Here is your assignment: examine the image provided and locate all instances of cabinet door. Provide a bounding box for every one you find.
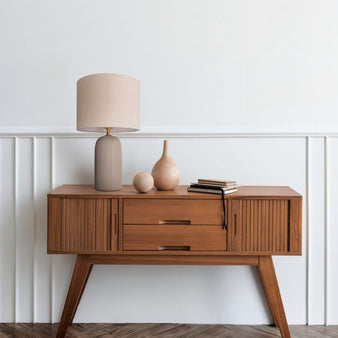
[229,199,301,254]
[48,197,118,253]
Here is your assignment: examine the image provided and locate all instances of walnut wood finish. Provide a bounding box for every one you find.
[258,256,291,338]
[48,185,302,256]
[123,225,226,251]
[56,255,92,338]
[289,199,302,253]
[48,185,302,338]
[49,184,302,198]
[123,198,224,225]
[228,199,301,254]
[48,198,118,253]
[79,254,258,266]
[2,324,338,338]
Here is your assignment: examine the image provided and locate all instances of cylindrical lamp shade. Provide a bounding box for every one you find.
[77,73,140,132]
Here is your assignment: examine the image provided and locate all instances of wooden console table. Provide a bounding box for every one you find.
[48,185,302,338]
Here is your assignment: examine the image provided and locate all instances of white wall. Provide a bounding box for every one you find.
[1,0,338,132]
[0,0,337,325]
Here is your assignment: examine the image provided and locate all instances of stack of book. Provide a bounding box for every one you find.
[187,178,239,195]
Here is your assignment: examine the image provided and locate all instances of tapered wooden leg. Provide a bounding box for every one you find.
[257,256,290,338]
[258,259,279,328]
[56,255,92,338]
[69,264,93,325]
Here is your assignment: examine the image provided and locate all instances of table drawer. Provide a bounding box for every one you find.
[123,199,224,225]
[123,225,226,251]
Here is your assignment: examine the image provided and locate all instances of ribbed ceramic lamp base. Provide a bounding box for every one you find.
[95,135,122,191]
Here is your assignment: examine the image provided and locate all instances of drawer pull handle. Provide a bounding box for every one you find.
[159,246,191,251]
[159,220,191,225]
[234,214,237,236]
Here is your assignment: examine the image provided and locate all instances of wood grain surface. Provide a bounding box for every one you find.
[0,323,337,338]
[123,198,224,225]
[48,185,302,256]
[228,199,300,254]
[72,254,259,266]
[257,256,290,338]
[48,198,118,253]
[123,225,226,251]
[48,185,302,198]
[47,185,303,338]
[56,256,93,338]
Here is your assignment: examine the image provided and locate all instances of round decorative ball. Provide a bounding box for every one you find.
[132,172,154,193]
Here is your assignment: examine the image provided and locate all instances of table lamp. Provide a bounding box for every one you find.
[77,73,140,191]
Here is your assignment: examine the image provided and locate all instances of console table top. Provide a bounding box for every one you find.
[49,184,302,199]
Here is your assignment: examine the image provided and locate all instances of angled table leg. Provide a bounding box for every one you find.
[257,255,290,338]
[56,255,93,338]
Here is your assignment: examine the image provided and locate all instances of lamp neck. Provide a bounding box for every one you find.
[105,127,112,135]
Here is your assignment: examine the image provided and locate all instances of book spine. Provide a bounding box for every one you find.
[197,180,236,186]
[191,183,239,190]
[187,187,238,195]
[187,187,222,195]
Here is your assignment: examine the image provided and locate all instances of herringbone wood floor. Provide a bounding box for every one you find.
[0,324,338,338]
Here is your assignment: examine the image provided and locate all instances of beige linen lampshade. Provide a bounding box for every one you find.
[77,73,140,132]
[76,73,140,191]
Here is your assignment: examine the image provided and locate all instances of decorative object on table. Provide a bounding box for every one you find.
[198,178,237,186]
[187,178,239,230]
[133,172,154,193]
[187,178,239,195]
[77,73,140,191]
[152,140,180,191]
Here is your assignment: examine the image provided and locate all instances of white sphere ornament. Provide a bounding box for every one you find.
[132,172,154,193]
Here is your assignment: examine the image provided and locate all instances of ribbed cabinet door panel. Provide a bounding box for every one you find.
[229,199,293,254]
[48,197,118,253]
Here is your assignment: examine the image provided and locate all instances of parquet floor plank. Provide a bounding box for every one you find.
[0,323,338,337]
